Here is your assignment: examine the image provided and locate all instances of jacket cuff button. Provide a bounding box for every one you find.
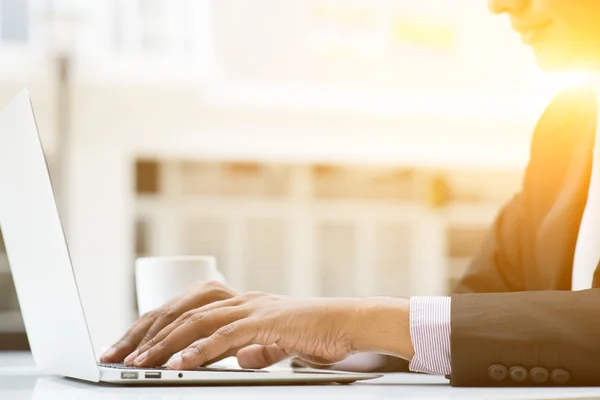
[488,364,508,381]
[509,366,528,382]
[530,367,550,383]
[551,369,571,385]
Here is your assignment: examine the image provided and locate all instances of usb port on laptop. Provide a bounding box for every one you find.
[121,372,138,380]
[145,372,162,379]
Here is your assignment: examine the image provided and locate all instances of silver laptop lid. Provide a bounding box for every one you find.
[0,90,99,381]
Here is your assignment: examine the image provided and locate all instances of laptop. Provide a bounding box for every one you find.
[0,90,381,385]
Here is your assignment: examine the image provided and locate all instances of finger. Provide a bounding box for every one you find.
[136,317,175,349]
[158,343,241,370]
[100,314,155,363]
[136,282,235,349]
[291,357,335,369]
[132,296,243,360]
[236,345,290,369]
[295,353,338,366]
[134,306,247,367]
[167,319,261,370]
[135,306,184,350]
[123,315,177,365]
[200,347,242,366]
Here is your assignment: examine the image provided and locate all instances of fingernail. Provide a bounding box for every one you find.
[133,350,148,366]
[124,350,139,365]
[167,355,182,369]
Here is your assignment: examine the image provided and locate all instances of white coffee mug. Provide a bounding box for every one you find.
[135,256,226,316]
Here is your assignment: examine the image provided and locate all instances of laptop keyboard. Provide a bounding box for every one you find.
[98,363,268,373]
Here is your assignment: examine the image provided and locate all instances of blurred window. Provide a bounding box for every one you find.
[138,0,166,52]
[112,0,202,57]
[0,0,28,43]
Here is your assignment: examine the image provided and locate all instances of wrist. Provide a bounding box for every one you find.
[349,297,415,361]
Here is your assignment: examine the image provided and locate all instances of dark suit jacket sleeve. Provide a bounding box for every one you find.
[449,86,600,387]
[452,192,526,294]
[451,289,600,386]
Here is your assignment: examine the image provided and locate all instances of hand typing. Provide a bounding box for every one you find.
[126,292,414,370]
[100,280,237,364]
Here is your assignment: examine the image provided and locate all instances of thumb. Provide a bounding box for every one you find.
[236,345,290,369]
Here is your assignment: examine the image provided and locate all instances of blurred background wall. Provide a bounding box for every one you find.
[0,0,585,353]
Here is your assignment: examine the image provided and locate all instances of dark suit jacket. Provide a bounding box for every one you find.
[450,85,600,386]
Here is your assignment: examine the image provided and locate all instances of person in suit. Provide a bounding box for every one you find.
[102,0,600,387]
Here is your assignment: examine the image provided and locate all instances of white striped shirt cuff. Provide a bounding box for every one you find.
[408,296,452,375]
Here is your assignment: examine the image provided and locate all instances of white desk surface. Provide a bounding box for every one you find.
[2,352,600,400]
